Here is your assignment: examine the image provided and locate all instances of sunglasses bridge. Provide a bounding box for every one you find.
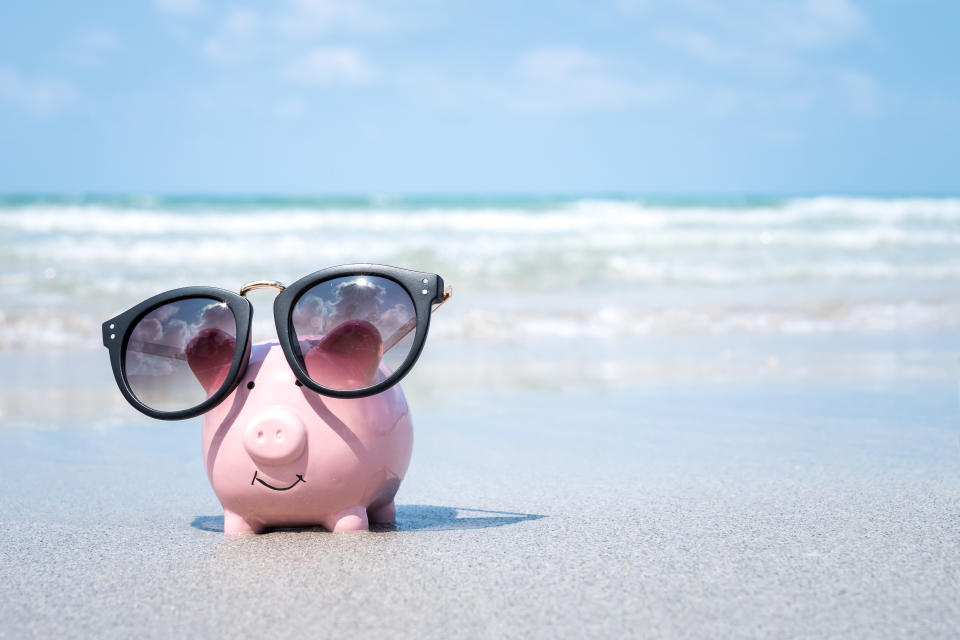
[240,280,286,297]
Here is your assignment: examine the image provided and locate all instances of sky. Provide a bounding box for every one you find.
[0,0,957,194]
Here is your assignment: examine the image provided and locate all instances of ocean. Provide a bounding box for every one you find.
[1,194,959,426]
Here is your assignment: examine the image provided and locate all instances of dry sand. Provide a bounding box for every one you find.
[1,381,959,638]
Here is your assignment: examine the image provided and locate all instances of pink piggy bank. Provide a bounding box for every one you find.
[192,333,413,535]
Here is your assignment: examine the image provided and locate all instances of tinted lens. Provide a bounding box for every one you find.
[124,297,238,412]
[292,275,417,391]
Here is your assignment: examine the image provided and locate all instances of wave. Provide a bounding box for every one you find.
[3,196,960,236]
[4,195,960,350]
[4,197,960,286]
[9,226,960,259]
[5,299,960,351]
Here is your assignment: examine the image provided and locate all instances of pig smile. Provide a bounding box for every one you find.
[250,470,306,491]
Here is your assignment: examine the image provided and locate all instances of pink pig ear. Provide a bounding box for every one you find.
[185,328,237,394]
[304,320,383,389]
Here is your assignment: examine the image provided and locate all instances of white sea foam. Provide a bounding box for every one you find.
[3,196,960,349]
[5,299,960,351]
[3,196,960,236]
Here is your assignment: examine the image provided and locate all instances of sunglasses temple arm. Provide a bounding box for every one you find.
[126,339,188,361]
[381,284,452,355]
[432,283,453,313]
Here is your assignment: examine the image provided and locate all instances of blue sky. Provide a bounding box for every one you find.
[0,0,957,194]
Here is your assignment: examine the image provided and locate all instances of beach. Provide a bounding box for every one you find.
[1,196,959,637]
[2,368,959,637]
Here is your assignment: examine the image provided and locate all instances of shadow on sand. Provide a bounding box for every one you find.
[192,505,545,534]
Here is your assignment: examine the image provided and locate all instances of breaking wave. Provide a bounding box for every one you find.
[4,195,960,349]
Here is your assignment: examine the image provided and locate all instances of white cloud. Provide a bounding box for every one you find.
[186,0,876,121]
[201,0,394,61]
[69,28,123,67]
[517,48,602,80]
[505,47,673,113]
[274,0,390,37]
[654,0,866,70]
[193,302,236,335]
[655,27,745,67]
[201,1,388,79]
[761,0,865,49]
[287,47,376,85]
[154,0,205,16]
[292,279,412,338]
[616,0,656,16]
[203,8,263,63]
[400,47,674,115]
[832,68,879,115]
[0,67,75,116]
[635,0,878,116]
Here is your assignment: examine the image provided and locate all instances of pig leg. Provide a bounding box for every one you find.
[324,506,369,533]
[223,509,264,535]
[367,500,396,524]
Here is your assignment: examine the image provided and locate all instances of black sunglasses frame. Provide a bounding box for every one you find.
[103,264,447,420]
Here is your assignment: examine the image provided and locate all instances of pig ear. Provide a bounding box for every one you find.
[185,328,237,394]
[304,320,383,389]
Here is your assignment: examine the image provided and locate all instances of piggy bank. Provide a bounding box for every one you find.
[193,334,413,535]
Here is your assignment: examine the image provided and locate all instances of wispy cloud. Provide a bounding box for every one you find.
[286,47,376,85]
[627,0,879,116]
[203,8,263,63]
[831,68,879,115]
[760,0,865,49]
[202,0,394,62]
[0,67,76,116]
[653,0,867,70]
[397,46,672,115]
[154,0,205,17]
[273,0,391,37]
[495,47,673,113]
[517,48,603,80]
[201,0,389,88]
[68,28,123,67]
[188,0,877,120]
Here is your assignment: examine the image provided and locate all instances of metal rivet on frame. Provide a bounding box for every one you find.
[421,289,428,295]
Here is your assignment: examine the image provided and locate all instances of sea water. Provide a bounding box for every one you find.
[1,195,958,426]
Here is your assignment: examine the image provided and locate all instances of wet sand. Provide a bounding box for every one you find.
[2,370,959,638]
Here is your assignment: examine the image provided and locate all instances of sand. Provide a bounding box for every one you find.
[1,374,959,638]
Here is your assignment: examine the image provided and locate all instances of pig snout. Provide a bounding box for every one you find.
[242,408,307,464]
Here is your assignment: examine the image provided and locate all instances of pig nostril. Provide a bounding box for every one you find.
[243,409,306,463]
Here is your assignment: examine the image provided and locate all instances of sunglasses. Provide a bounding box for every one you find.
[103,264,451,420]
